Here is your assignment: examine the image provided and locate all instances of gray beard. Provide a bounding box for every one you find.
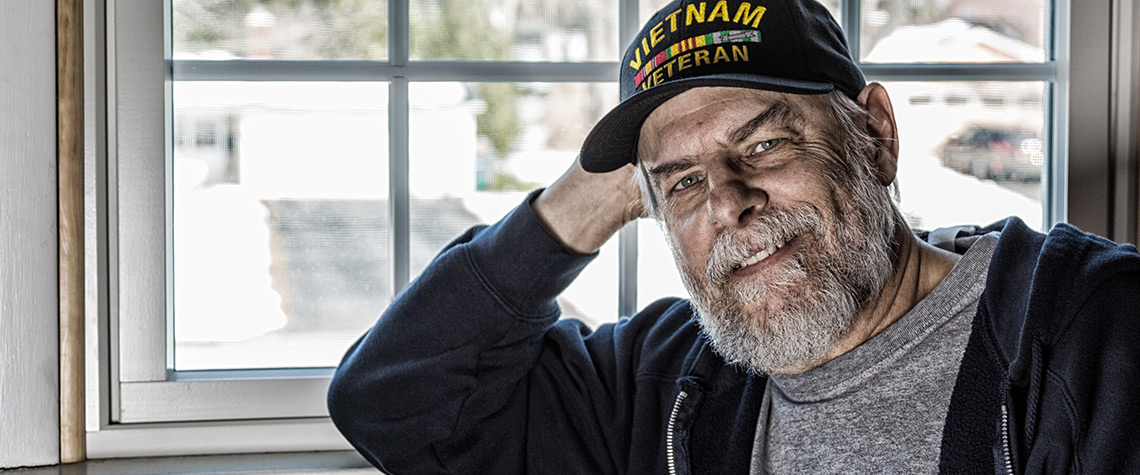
[672,175,898,375]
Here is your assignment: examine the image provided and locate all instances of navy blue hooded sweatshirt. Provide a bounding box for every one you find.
[328,195,1140,474]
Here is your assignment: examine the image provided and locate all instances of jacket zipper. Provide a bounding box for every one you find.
[1001,403,1015,475]
[666,390,688,475]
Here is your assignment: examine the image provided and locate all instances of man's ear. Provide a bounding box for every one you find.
[856,82,899,186]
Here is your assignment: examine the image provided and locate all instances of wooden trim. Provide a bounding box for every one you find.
[58,0,86,464]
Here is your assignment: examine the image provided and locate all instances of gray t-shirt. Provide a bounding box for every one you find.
[750,233,997,474]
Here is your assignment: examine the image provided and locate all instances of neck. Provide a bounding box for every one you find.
[817,222,961,367]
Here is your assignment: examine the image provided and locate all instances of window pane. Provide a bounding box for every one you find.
[861,0,1046,63]
[172,0,388,61]
[638,0,672,24]
[172,82,389,371]
[887,81,1046,230]
[637,220,690,310]
[410,0,618,61]
[408,82,621,327]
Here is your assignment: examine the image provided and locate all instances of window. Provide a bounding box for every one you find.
[88,0,1072,457]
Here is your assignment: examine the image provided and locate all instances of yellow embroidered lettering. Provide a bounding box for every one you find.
[651,67,665,87]
[733,3,766,27]
[629,46,643,70]
[641,71,655,89]
[686,3,706,25]
[732,44,749,61]
[713,46,730,63]
[677,52,692,71]
[709,1,730,22]
[662,58,676,77]
[665,9,682,31]
[694,49,711,66]
[650,22,666,47]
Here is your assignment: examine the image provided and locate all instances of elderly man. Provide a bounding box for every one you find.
[328,0,1140,473]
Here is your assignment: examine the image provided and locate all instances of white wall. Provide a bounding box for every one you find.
[0,0,61,469]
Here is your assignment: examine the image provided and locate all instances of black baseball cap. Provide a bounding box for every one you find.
[579,0,865,173]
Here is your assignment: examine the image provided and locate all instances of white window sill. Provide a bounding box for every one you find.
[1,451,375,475]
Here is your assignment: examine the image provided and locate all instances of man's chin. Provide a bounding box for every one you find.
[724,285,801,321]
[703,329,832,376]
[694,294,856,376]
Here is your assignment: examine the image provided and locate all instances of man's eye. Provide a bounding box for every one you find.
[753,138,782,154]
[674,175,704,191]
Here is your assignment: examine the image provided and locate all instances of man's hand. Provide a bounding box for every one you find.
[532,157,647,255]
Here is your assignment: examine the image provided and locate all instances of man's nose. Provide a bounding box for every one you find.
[705,169,766,228]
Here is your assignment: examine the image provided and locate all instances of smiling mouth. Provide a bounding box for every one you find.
[732,236,794,272]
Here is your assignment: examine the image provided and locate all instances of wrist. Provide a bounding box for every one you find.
[532,161,642,255]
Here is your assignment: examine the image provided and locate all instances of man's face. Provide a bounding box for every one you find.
[637,86,898,374]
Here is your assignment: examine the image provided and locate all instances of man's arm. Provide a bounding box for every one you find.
[532,160,645,254]
[327,158,646,473]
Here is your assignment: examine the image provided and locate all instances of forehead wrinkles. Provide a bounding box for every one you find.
[640,90,829,163]
[638,94,741,161]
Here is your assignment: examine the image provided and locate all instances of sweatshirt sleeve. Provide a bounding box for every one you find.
[326,191,599,474]
[1036,228,1140,473]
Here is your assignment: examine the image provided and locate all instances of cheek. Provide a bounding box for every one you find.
[761,161,826,197]
[665,216,714,277]
[762,163,841,221]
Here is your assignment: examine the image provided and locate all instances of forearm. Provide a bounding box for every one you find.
[532,158,644,255]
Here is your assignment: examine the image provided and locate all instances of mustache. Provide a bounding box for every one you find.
[705,205,824,284]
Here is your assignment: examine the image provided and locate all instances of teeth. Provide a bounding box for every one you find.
[737,237,791,270]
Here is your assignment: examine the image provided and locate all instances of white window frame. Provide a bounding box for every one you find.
[87,0,1123,459]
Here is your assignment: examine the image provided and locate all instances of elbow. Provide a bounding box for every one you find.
[327,337,385,450]
[327,360,364,442]
[326,360,448,474]
[327,358,391,469]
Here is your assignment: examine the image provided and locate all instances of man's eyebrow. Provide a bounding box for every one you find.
[728,102,800,144]
[645,157,698,185]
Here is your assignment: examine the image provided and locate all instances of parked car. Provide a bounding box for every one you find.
[939,125,1043,182]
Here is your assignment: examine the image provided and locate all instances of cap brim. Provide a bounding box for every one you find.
[579,74,835,173]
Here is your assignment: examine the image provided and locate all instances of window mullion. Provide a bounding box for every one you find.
[392,0,409,67]
[843,0,860,62]
[390,78,410,296]
[618,0,639,46]
[390,0,411,295]
[1049,0,1071,229]
[616,0,641,318]
[1045,80,1062,228]
[861,62,1056,82]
